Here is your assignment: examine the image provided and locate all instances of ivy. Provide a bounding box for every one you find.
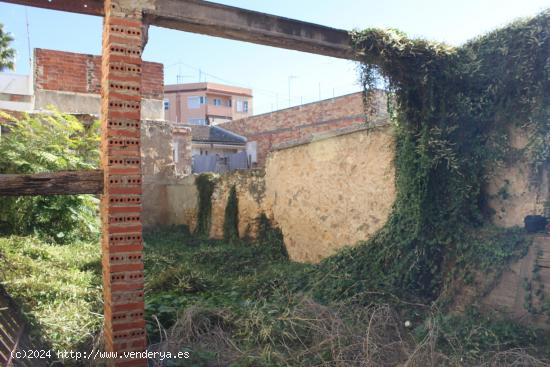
[308,10,550,302]
[223,185,239,243]
[194,174,216,237]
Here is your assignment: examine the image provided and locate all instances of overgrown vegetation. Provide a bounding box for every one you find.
[0,110,100,243]
[223,186,239,243]
[2,224,548,366]
[306,10,550,302]
[194,174,216,237]
[143,229,550,366]
[0,235,102,351]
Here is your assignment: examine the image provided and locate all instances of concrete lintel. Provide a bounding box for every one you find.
[0,0,357,60]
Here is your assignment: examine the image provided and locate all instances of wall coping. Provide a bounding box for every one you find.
[271,121,391,152]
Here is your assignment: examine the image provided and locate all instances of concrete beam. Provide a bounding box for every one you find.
[0,0,104,16]
[145,0,356,59]
[0,0,356,59]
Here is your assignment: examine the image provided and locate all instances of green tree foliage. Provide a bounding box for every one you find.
[0,23,15,71]
[0,110,100,243]
[223,185,239,243]
[310,11,550,301]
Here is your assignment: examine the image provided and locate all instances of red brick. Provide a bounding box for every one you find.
[34,48,162,100]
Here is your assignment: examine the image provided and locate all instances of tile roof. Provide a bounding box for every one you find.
[184,124,247,145]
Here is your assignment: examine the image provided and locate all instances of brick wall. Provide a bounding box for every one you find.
[34,48,163,100]
[219,92,388,166]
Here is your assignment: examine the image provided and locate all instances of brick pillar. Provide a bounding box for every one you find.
[101,1,146,366]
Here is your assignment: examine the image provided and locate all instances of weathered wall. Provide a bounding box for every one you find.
[486,125,549,227]
[140,120,192,227]
[158,171,266,237]
[146,107,549,263]
[220,92,388,167]
[209,170,266,240]
[33,48,164,120]
[161,124,397,263]
[264,125,396,262]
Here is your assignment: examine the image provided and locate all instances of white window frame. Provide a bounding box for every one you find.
[188,96,206,109]
[188,96,201,109]
[236,100,249,112]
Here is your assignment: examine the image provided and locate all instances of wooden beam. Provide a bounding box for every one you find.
[0,0,356,60]
[0,170,103,196]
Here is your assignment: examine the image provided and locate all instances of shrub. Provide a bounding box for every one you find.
[0,110,100,243]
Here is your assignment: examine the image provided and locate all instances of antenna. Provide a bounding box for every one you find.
[175,62,191,84]
[25,8,32,70]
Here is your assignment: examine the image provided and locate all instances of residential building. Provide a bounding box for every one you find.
[183,124,248,173]
[164,82,253,126]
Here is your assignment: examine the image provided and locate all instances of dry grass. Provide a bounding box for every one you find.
[145,296,550,367]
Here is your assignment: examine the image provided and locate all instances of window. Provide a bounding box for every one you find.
[188,96,206,109]
[227,99,232,107]
[213,98,222,106]
[236,100,249,112]
[163,99,170,110]
[189,118,206,125]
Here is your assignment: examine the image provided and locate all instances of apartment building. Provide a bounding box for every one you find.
[164,82,253,125]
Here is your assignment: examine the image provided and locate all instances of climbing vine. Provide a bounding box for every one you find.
[194,174,216,237]
[223,185,239,243]
[309,10,550,302]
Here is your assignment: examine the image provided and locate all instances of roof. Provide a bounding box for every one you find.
[164,82,252,97]
[184,124,247,145]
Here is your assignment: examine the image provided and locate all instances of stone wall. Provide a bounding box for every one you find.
[161,124,397,263]
[264,125,396,262]
[209,170,266,240]
[219,92,388,167]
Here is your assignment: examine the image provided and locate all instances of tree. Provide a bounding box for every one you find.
[0,23,15,71]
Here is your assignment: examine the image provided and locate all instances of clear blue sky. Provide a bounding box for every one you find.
[1,0,549,114]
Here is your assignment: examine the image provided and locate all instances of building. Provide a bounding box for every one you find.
[164,82,253,126]
[183,124,248,173]
[219,91,388,167]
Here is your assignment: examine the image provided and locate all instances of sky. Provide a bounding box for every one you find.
[1,0,549,115]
